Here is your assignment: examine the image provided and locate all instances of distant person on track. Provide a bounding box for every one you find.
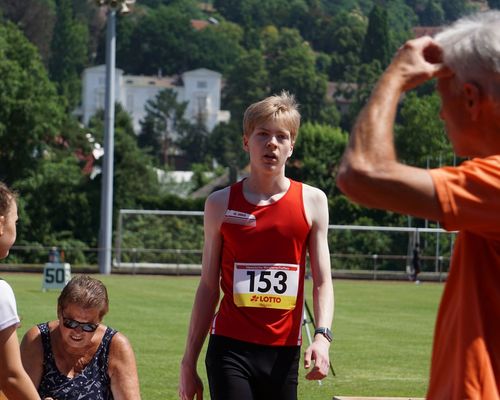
[0,182,41,400]
[20,275,142,400]
[179,91,334,400]
[411,243,421,283]
[337,10,500,399]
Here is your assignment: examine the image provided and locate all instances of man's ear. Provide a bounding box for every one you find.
[463,83,481,121]
[0,215,4,236]
[242,134,249,152]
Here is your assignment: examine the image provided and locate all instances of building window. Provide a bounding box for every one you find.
[197,81,207,89]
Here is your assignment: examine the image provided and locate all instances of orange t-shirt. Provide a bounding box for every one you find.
[428,156,500,399]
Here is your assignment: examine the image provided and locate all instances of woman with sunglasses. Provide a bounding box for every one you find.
[20,275,141,399]
[0,182,42,400]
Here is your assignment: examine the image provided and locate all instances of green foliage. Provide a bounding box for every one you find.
[288,122,348,197]
[49,0,89,109]
[116,5,197,75]
[442,0,467,21]
[361,4,391,67]
[223,49,269,122]
[419,0,445,26]
[395,91,453,167]
[265,28,330,123]
[0,21,64,184]
[89,104,160,216]
[190,22,245,75]
[138,89,189,167]
[488,0,500,9]
[14,157,95,263]
[208,120,248,169]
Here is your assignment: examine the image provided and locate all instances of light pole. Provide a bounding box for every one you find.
[95,0,135,274]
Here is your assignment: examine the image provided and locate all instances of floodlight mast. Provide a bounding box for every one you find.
[95,0,135,275]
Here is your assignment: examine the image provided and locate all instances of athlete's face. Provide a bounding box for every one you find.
[0,199,18,259]
[243,120,294,173]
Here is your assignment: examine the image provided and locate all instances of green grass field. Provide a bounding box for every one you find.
[3,272,443,399]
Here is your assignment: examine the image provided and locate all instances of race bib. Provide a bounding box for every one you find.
[224,210,256,227]
[233,262,299,310]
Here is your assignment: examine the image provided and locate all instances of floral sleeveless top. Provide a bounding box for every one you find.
[37,322,117,400]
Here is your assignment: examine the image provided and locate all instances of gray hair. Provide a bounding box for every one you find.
[435,10,500,99]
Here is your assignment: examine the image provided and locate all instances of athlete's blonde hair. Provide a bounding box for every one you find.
[243,91,301,142]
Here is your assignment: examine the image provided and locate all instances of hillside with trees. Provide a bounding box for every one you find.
[0,0,490,266]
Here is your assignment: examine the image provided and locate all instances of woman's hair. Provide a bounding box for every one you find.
[0,182,17,216]
[243,91,301,141]
[435,10,500,99]
[58,275,109,319]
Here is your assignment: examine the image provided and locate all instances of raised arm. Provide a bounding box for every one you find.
[179,188,228,400]
[1,325,41,400]
[337,36,452,221]
[302,185,334,380]
[108,332,141,400]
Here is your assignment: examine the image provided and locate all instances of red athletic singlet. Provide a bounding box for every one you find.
[211,179,310,346]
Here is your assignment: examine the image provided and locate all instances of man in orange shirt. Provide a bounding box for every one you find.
[337,10,500,399]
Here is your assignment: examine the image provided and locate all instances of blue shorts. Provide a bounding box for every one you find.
[205,334,300,400]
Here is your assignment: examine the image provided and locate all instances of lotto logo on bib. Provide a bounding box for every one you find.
[233,262,300,310]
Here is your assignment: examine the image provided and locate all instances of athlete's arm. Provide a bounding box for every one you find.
[336,37,448,221]
[302,185,334,380]
[1,325,41,400]
[108,332,141,400]
[179,188,228,400]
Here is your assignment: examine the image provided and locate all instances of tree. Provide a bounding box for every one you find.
[0,0,56,64]
[223,49,269,123]
[419,0,445,26]
[361,4,391,68]
[442,0,467,22]
[487,0,500,8]
[89,104,160,215]
[287,122,348,197]
[115,5,197,75]
[265,28,329,123]
[137,89,189,167]
[0,21,64,184]
[395,92,454,167]
[190,21,244,75]
[49,0,89,109]
[208,120,248,170]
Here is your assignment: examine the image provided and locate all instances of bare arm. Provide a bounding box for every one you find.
[1,325,41,400]
[302,185,334,380]
[20,325,44,389]
[108,332,141,400]
[337,37,452,221]
[179,189,228,400]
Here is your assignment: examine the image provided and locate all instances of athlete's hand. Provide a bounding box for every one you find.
[179,363,203,400]
[304,336,330,380]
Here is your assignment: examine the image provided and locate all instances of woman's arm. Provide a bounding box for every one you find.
[108,332,141,400]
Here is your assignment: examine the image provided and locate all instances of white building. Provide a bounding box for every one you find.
[77,65,230,133]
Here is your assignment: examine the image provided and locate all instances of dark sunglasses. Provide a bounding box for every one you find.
[62,314,99,333]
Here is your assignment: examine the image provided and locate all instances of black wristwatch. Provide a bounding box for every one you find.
[314,327,333,342]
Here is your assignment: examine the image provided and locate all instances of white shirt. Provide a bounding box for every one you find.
[0,280,20,331]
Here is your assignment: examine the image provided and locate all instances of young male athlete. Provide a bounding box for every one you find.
[336,11,500,399]
[179,92,334,400]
